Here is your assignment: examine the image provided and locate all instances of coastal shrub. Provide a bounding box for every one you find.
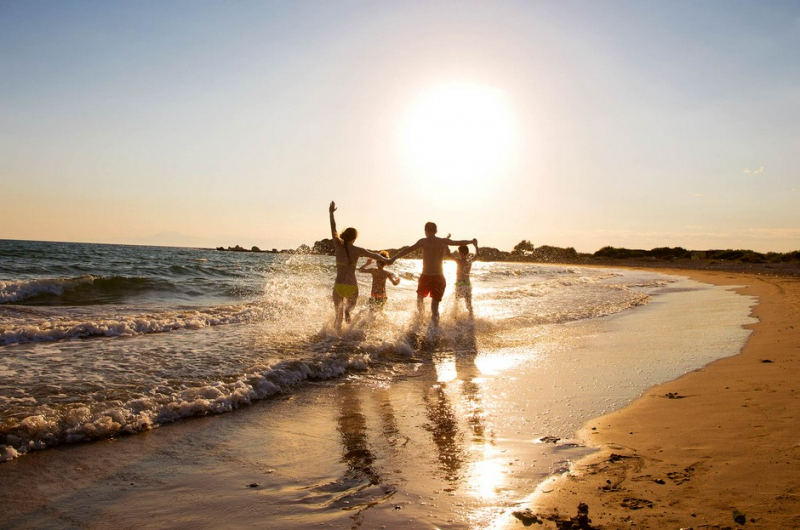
[478,246,511,261]
[530,245,578,262]
[650,247,690,259]
[512,240,535,255]
[593,246,647,259]
[739,251,765,263]
[766,252,783,263]
[704,249,769,263]
[593,246,616,258]
[712,249,746,261]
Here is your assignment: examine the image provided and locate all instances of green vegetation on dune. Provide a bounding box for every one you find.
[593,246,800,264]
[216,238,800,266]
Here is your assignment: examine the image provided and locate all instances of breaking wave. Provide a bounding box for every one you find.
[0,275,178,305]
[0,302,273,346]
[0,347,386,462]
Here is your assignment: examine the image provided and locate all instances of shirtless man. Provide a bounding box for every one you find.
[388,222,477,325]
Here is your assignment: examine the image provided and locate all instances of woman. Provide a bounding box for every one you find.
[329,201,388,330]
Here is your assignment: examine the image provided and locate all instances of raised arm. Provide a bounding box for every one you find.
[358,247,392,263]
[358,258,374,272]
[388,240,423,263]
[473,239,479,259]
[329,201,338,240]
[445,237,476,247]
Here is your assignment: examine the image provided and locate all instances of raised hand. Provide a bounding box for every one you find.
[329,201,337,213]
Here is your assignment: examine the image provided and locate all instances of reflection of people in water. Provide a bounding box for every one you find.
[336,383,380,486]
[423,381,463,482]
[454,328,487,441]
[375,387,407,449]
[422,319,489,483]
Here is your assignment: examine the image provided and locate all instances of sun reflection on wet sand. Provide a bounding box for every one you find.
[474,348,536,375]
[425,332,522,526]
[469,448,506,499]
[434,356,458,382]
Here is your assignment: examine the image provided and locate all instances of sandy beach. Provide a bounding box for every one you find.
[5,2,799,528]
[502,268,800,530]
[1,265,796,529]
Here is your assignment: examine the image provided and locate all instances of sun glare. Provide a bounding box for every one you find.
[401,82,516,192]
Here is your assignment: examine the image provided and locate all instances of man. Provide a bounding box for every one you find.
[389,222,477,325]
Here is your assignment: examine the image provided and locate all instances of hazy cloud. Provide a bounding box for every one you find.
[743,166,765,174]
[737,228,800,240]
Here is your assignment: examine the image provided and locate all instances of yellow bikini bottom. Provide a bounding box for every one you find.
[333,283,358,298]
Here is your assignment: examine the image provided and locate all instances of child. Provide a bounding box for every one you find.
[358,251,400,310]
[448,241,479,317]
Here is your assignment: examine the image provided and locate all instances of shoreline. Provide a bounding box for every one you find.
[500,267,800,529]
[0,265,790,529]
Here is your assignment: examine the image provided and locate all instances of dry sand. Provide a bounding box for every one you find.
[502,269,800,530]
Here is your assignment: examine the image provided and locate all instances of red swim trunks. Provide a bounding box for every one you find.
[417,274,446,302]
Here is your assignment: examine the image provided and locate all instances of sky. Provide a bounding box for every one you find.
[1,1,799,253]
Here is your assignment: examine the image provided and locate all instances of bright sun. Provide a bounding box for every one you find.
[401,82,516,190]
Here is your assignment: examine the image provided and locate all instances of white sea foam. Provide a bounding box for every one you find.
[0,349,377,461]
[0,303,270,345]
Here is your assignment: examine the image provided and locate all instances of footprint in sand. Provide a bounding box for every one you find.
[620,497,654,510]
[667,465,696,485]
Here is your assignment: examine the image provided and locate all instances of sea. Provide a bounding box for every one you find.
[0,239,756,528]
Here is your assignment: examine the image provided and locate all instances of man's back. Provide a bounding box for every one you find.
[419,236,449,275]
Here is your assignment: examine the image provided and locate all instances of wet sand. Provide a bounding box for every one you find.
[0,324,591,530]
[0,268,775,530]
[499,269,800,530]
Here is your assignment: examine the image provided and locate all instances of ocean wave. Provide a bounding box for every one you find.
[505,289,651,326]
[1,275,95,304]
[0,303,275,345]
[477,266,585,279]
[0,275,180,305]
[166,263,248,278]
[0,348,388,462]
[488,271,623,299]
